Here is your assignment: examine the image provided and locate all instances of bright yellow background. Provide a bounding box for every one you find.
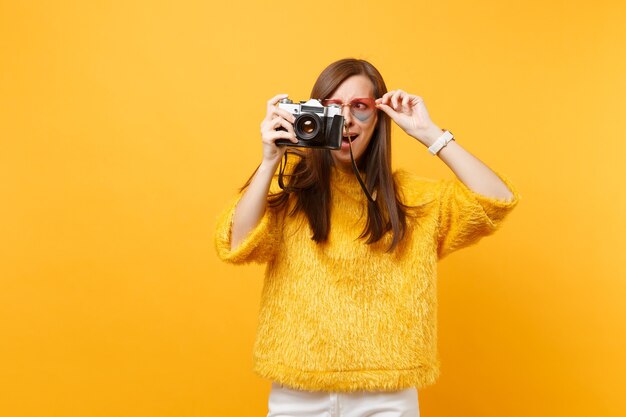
[1,1,624,416]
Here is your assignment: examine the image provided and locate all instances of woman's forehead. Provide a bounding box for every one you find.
[328,74,375,99]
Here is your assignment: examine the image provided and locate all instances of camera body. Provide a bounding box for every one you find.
[275,98,344,149]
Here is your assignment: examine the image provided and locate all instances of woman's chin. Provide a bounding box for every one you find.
[331,149,361,166]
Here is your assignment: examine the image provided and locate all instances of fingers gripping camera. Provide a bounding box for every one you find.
[275,98,345,149]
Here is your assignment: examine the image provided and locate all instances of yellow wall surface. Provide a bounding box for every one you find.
[1,1,624,416]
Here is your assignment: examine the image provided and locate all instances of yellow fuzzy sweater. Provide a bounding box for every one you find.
[214,159,520,393]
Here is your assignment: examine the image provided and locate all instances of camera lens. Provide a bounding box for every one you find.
[294,113,321,141]
[301,120,314,134]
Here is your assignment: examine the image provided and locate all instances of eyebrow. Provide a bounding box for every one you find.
[325,97,374,101]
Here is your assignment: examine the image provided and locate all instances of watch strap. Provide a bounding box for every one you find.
[428,130,454,155]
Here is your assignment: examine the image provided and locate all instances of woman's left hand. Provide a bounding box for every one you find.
[376,90,444,147]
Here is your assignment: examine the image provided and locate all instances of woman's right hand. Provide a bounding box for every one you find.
[260,94,298,165]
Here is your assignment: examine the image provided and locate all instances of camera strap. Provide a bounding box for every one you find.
[276,126,376,204]
[345,123,376,204]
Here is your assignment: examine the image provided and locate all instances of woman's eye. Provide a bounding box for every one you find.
[354,102,367,109]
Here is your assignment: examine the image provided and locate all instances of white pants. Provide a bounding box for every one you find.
[266,381,420,417]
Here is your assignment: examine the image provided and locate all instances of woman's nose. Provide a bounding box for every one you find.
[341,105,353,126]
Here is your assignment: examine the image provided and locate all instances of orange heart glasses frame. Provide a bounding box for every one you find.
[321,98,378,121]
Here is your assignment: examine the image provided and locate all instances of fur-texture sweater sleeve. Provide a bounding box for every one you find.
[393,169,521,260]
[214,171,288,264]
[435,171,521,259]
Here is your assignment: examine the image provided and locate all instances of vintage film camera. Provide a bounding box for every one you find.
[274,98,344,149]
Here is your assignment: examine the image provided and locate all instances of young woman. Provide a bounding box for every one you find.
[215,58,520,417]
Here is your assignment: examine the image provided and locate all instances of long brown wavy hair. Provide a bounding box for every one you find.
[241,58,416,252]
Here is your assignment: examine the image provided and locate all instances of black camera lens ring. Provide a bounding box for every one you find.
[294,113,321,141]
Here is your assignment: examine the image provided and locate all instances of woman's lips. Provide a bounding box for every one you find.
[341,134,359,149]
